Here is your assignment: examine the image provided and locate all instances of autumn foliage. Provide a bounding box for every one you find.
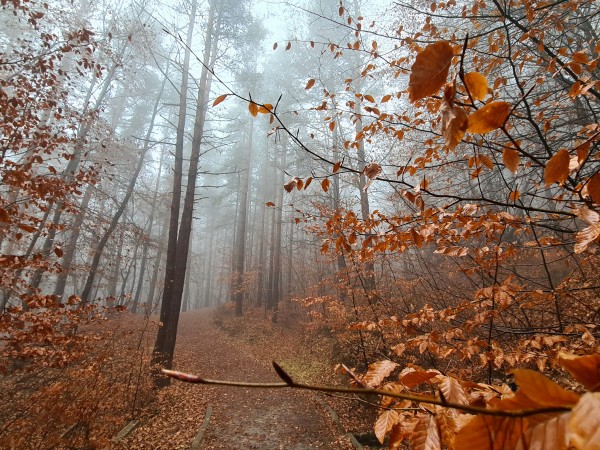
[274,0,600,447]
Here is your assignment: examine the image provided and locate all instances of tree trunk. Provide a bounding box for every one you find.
[232,120,254,316]
[152,0,220,383]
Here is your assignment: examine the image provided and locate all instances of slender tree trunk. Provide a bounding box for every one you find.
[131,148,165,314]
[232,121,254,316]
[152,0,220,382]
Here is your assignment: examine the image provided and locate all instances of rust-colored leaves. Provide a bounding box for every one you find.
[212,94,228,107]
[467,101,510,134]
[440,103,468,150]
[558,352,600,391]
[408,41,454,102]
[464,72,488,101]
[502,148,520,173]
[248,102,259,117]
[544,149,571,186]
[587,172,600,204]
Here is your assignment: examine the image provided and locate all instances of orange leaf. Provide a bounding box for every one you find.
[375,410,400,444]
[408,41,454,102]
[258,104,272,114]
[399,367,439,388]
[304,177,313,189]
[364,94,375,103]
[329,121,336,131]
[572,51,589,64]
[363,360,398,388]
[248,102,259,117]
[515,413,570,450]
[558,352,600,392]
[411,414,442,450]
[455,416,526,450]
[479,154,494,170]
[568,392,600,450]
[439,376,468,405]
[587,172,600,204]
[382,94,392,102]
[467,101,511,134]
[333,161,341,173]
[464,72,488,101]
[544,149,570,187]
[513,369,580,407]
[321,178,330,192]
[212,94,228,107]
[265,202,275,207]
[305,79,316,90]
[503,148,520,173]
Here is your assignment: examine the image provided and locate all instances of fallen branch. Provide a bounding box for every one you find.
[161,363,572,418]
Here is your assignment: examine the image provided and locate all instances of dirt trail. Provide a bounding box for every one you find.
[122,309,343,449]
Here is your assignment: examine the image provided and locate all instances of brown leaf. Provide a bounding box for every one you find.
[283,178,297,192]
[439,376,468,405]
[248,102,259,117]
[363,360,398,388]
[467,101,511,134]
[479,154,494,170]
[375,409,400,444]
[464,72,488,101]
[305,79,316,90]
[321,178,330,192]
[363,162,382,179]
[503,148,520,173]
[568,392,600,450]
[408,41,454,102]
[54,246,63,258]
[411,414,442,450]
[515,413,570,450]
[0,208,10,223]
[558,352,600,392]
[400,367,439,388]
[212,94,228,107]
[587,172,600,204]
[544,149,571,187]
[440,103,468,150]
[389,418,419,449]
[333,161,342,173]
[265,202,275,207]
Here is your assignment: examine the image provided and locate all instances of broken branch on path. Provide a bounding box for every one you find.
[161,364,572,419]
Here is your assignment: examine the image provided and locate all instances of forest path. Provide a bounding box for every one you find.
[121,309,344,449]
